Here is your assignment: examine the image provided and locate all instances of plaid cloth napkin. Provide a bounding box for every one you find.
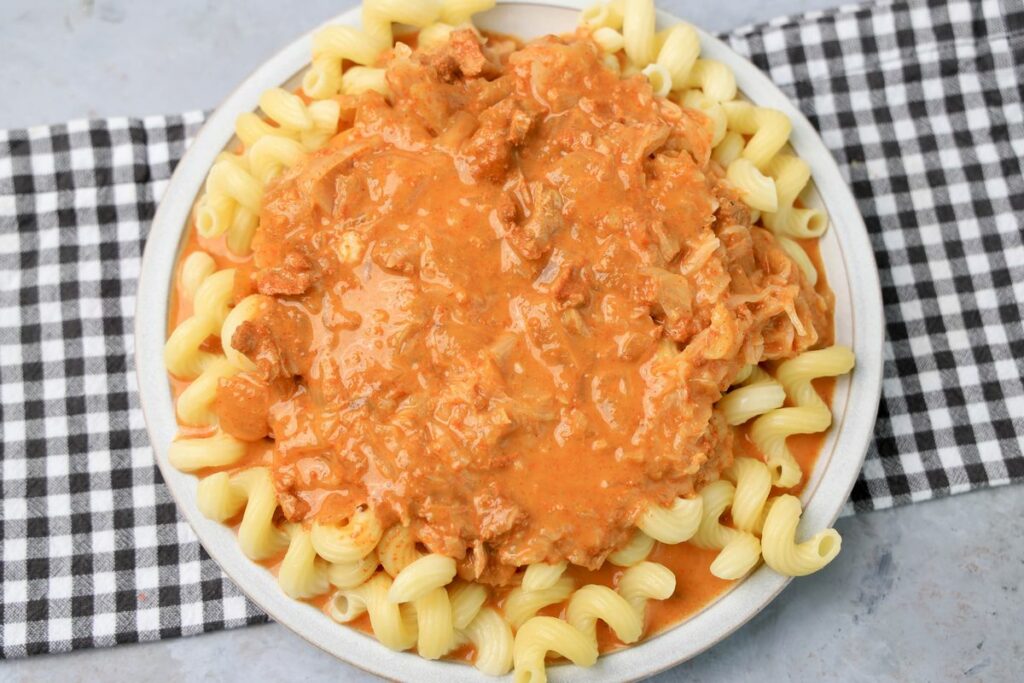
[1,0,1022,660]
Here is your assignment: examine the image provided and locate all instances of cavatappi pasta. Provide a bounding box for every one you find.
[164,0,855,680]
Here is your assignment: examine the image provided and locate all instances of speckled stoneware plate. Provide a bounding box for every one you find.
[135,1,885,680]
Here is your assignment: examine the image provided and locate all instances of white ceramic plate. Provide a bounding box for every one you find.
[135,1,885,680]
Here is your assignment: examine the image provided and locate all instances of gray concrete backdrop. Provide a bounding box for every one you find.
[1,1,1021,682]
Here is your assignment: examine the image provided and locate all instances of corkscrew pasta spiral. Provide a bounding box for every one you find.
[194,467,287,560]
[607,530,655,567]
[512,616,598,683]
[278,525,330,599]
[504,576,575,629]
[388,554,458,603]
[751,346,855,487]
[329,572,418,651]
[310,508,383,563]
[163,268,234,379]
[566,584,644,644]
[690,480,762,580]
[761,495,842,576]
[637,495,702,544]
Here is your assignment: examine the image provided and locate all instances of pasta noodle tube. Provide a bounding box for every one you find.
[311,25,387,64]
[232,467,288,560]
[378,525,422,576]
[328,585,369,623]
[686,59,737,102]
[717,368,786,426]
[580,0,625,30]
[226,205,258,256]
[608,530,655,567]
[413,586,457,659]
[194,194,235,239]
[616,561,675,619]
[191,268,235,325]
[206,158,262,213]
[449,580,488,630]
[778,347,856,409]
[692,482,733,546]
[167,431,245,472]
[761,495,841,576]
[710,532,762,580]
[178,251,215,301]
[637,495,702,544]
[727,158,779,212]
[503,576,575,629]
[234,112,299,149]
[591,26,625,54]
[566,584,644,644]
[726,457,773,534]
[642,63,673,97]
[302,56,343,100]
[310,508,383,563]
[765,152,811,207]
[712,130,745,167]
[655,23,699,90]
[621,0,656,66]
[766,200,829,239]
[259,88,314,132]
[764,153,829,238]
[722,101,791,170]
[777,235,819,285]
[513,616,598,683]
[327,551,379,590]
[679,89,727,146]
[164,268,235,379]
[247,136,308,185]
[388,553,458,603]
[361,6,393,47]
[463,607,513,676]
[163,316,216,381]
[752,346,855,487]
[691,480,763,579]
[196,471,247,522]
[356,573,419,650]
[278,525,330,599]
[521,561,567,592]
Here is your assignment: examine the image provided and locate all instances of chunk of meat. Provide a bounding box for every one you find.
[447,28,498,78]
[231,320,284,381]
[230,302,312,382]
[254,251,316,296]
[461,98,539,181]
[504,183,563,260]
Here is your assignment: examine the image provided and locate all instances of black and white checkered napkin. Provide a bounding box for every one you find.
[1,0,1022,660]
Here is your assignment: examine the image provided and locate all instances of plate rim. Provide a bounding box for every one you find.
[134,1,885,680]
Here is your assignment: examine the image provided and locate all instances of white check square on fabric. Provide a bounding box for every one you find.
[1,0,1023,660]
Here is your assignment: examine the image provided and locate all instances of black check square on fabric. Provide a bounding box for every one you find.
[1,0,1023,659]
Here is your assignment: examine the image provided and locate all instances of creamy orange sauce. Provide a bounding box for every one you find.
[167,28,837,655]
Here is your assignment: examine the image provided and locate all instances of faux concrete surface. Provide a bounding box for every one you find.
[2,1,1021,681]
